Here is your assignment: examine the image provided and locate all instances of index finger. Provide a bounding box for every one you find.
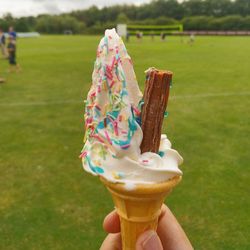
[103,210,121,233]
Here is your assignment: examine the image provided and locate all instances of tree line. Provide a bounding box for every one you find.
[0,0,250,34]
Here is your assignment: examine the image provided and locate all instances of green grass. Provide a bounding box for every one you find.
[0,35,249,249]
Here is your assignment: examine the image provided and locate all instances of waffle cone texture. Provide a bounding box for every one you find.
[100,176,181,250]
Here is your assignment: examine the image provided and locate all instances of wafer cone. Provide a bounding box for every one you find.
[100,175,181,250]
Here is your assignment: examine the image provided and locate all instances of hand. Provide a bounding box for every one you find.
[100,204,193,250]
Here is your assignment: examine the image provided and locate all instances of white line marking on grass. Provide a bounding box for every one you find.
[0,100,82,106]
[0,92,249,107]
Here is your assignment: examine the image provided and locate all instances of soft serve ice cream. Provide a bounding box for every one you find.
[80,29,183,187]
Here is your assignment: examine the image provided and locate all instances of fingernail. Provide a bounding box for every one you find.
[141,230,162,250]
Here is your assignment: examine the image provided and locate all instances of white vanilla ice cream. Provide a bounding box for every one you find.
[80,29,183,188]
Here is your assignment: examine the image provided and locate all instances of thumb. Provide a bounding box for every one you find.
[136,230,163,250]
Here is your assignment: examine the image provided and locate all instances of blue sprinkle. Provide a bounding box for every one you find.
[128,118,137,131]
[107,110,119,120]
[164,111,169,118]
[135,117,142,126]
[121,89,128,96]
[122,80,126,88]
[97,121,105,129]
[116,139,129,148]
[86,156,104,174]
[158,151,165,157]
[94,167,104,174]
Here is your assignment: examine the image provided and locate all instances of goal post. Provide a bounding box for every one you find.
[127,24,183,35]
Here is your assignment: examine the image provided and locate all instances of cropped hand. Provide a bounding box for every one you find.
[100,204,193,250]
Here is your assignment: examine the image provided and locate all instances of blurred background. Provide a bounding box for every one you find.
[0,0,249,249]
[1,0,250,34]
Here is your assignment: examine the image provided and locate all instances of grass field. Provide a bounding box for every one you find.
[0,35,249,249]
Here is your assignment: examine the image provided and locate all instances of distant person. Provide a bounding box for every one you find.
[0,28,8,58]
[161,32,166,41]
[150,31,155,41]
[136,31,140,40]
[7,35,20,72]
[126,32,130,42]
[136,31,143,41]
[188,33,195,46]
[9,26,17,41]
[140,31,143,39]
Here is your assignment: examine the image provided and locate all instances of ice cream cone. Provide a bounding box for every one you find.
[100,175,181,250]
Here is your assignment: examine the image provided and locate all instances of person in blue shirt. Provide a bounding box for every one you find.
[8,26,17,41]
[0,27,8,58]
[7,35,20,72]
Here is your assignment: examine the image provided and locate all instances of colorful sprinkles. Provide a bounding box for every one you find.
[80,30,142,175]
[80,30,172,176]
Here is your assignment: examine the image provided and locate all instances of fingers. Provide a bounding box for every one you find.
[103,210,121,233]
[101,211,121,250]
[103,205,193,250]
[100,233,122,250]
[157,205,193,250]
[136,230,163,250]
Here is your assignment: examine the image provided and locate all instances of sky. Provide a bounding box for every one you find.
[0,0,152,18]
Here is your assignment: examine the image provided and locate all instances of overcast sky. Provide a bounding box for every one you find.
[0,0,152,17]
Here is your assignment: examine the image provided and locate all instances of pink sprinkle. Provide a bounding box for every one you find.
[142,160,149,163]
[121,130,127,134]
[86,117,93,124]
[121,144,130,149]
[97,85,101,93]
[109,80,115,89]
[133,106,140,116]
[104,131,112,145]
[91,134,105,143]
[106,66,113,80]
[111,56,116,68]
[108,35,112,39]
[79,151,87,158]
[114,121,119,136]
[109,48,114,52]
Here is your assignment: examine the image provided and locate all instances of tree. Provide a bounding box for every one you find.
[204,0,233,17]
[35,15,85,34]
[15,17,30,32]
[234,0,250,16]
[116,13,129,23]
[182,0,206,16]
